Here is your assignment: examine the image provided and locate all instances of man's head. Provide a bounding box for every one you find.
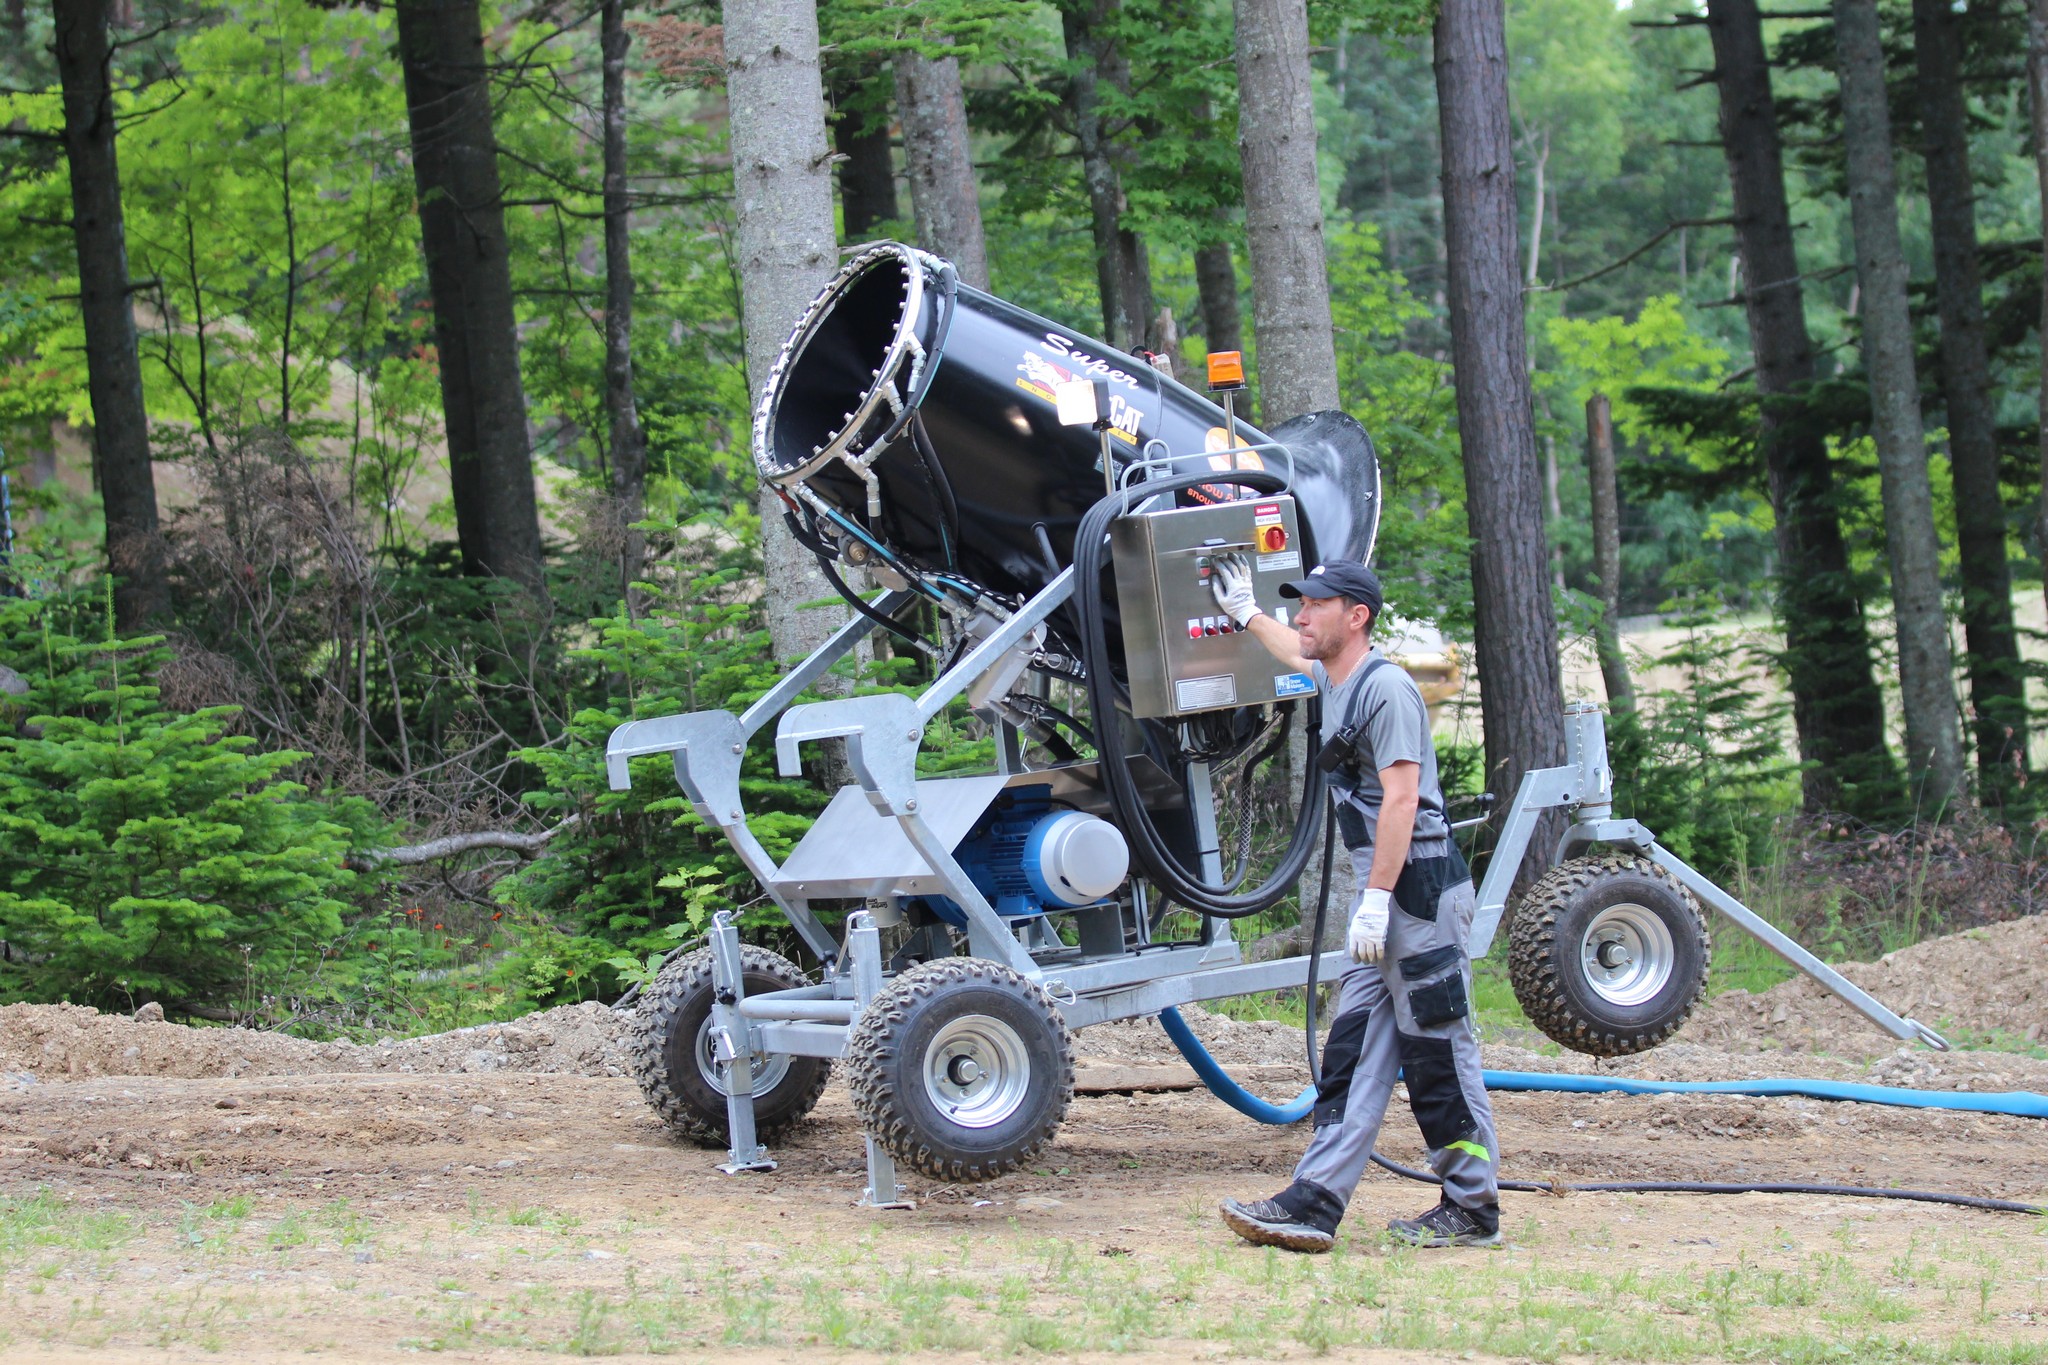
[1278,560,1382,663]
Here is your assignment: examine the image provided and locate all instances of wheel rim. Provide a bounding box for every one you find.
[921,1013,1032,1130]
[1578,902,1677,1008]
[693,1011,793,1098]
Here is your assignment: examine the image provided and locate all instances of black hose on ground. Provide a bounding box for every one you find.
[1365,1151,2047,1216]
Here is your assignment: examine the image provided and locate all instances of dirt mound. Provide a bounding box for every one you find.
[0,1000,632,1083]
[1681,913,2048,1061]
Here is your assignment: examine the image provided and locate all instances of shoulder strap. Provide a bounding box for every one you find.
[1332,656,1445,821]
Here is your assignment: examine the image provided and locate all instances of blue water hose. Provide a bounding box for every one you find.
[1155,1005,2048,1122]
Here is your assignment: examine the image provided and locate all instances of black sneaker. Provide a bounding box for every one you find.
[1387,1198,1501,1248]
[1220,1195,1336,1254]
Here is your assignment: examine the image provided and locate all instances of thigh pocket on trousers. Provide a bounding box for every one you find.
[1407,969,1469,1028]
[1396,1030,1478,1150]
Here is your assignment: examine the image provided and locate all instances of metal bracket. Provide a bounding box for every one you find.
[847,914,914,1210]
[708,912,776,1174]
[1467,703,1948,1051]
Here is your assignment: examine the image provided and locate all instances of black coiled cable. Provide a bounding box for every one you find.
[1071,471,1325,919]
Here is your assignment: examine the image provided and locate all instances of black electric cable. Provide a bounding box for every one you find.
[909,411,962,569]
[813,553,934,655]
[1072,470,1325,918]
[1364,1151,2046,1215]
[1304,790,1338,1087]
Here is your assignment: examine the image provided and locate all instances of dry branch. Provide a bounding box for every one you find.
[349,816,582,870]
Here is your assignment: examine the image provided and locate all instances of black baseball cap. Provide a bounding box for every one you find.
[1278,560,1383,615]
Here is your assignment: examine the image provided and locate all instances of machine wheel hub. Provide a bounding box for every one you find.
[923,1013,1031,1130]
[1579,902,1677,1008]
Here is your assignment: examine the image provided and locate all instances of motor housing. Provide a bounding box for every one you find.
[925,786,1129,924]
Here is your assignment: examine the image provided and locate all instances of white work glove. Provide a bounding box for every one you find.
[1211,552,1260,627]
[1348,887,1391,964]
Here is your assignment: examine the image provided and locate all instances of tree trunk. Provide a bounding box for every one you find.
[2030,0,2048,634]
[894,43,989,290]
[1434,0,1567,881]
[724,0,850,676]
[1524,127,1548,287]
[1705,0,1893,817]
[1916,0,2026,796]
[832,68,898,238]
[1585,393,1635,713]
[601,0,647,604]
[1063,0,1154,353]
[53,0,163,630]
[394,0,545,593]
[1194,238,1244,361]
[1234,0,1341,423]
[1833,0,1966,811]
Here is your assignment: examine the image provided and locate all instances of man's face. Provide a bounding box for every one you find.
[1294,593,1372,661]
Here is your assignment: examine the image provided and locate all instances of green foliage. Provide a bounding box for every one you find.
[0,589,380,1010]
[1607,566,1799,875]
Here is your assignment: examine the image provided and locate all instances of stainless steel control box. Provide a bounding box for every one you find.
[1110,495,1317,719]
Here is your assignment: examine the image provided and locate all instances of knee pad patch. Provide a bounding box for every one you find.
[1313,1005,1370,1127]
[1396,1030,1478,1151]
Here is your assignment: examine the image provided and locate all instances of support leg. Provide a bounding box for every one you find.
[709,912,775,1174]
[848,912,913,1210]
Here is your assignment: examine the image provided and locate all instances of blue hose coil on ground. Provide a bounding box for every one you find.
[1157,1005,1316,1123]
[1154,1006,2048,1124]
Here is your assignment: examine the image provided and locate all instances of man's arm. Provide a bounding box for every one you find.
[1366,760,1419,892]
[1242,612,1310,675]
[1212,553,1310,673]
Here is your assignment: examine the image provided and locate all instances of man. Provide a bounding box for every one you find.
[1208,556,1500,1252]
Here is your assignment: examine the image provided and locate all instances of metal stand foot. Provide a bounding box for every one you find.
[847,912,913,1209]
[708,911,775,1172]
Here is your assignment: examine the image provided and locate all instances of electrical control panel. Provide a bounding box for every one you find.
[1109,495,1317,719]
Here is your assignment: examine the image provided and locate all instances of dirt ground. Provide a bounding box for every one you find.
[2,921,2045,1363]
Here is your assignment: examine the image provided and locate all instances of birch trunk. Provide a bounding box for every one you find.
[53,0,163,629]
[1234,0,1340,422]
[1833,0,1966,811]
[724,0,849,676]
[894,43,989,290]
[602,0,648,602]
[395,0,545,593]
[1705,0,1893,815]
[1916,0,2027,794]
[1434,0,1567,882]
[1585,393,1634,713]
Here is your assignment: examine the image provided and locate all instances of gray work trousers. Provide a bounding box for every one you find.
[1293,846,1499,1216]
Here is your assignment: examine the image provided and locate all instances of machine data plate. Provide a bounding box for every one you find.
[1109,495,1315,719]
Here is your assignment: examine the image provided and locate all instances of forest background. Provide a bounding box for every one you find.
[2,0,2045,1035]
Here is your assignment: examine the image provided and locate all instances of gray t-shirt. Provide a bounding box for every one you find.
[1313,648,1452,857]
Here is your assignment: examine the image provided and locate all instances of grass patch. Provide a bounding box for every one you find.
[0,1190,137,1269]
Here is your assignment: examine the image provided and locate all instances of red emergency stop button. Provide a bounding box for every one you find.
[1257,524,1288,553]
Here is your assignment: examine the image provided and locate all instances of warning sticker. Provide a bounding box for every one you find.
[1274,672,1316,698]
[1253,503,1283,525]
[1256,550,1301,573]
[1174,674,1238,711]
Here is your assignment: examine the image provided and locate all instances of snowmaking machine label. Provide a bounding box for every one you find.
[1110,495,1315,719]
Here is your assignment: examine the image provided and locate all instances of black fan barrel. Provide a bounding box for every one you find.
[755,243,1380,602]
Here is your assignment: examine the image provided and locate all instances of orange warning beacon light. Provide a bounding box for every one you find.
[1206,351,1246,391]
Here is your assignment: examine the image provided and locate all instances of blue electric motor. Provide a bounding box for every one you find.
[924,786,1131,926]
